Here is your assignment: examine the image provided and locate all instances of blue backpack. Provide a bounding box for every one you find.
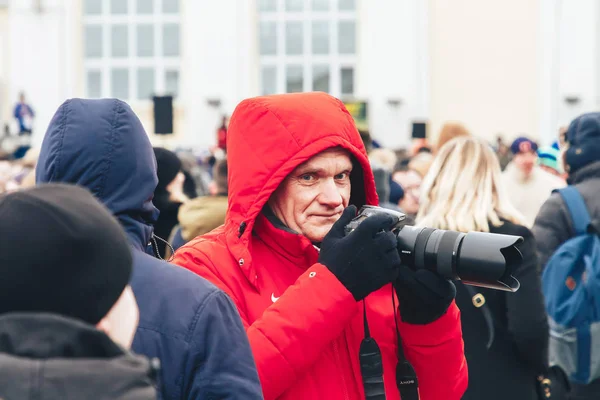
[542,186,600,385]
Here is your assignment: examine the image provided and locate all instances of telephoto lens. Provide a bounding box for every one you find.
[344,205,523,292]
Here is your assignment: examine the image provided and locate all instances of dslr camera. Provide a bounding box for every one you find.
[345,205,523,291]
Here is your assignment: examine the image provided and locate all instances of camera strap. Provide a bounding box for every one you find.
[359,301,387,400]
[392,286,419,400]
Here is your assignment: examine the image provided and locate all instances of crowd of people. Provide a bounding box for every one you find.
[0,91,598,400]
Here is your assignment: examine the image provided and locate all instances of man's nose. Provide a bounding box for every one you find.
[318,179,344,207]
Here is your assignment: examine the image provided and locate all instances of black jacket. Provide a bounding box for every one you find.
[458,220,549,400]
[532,161,600,399]
[0,313,157,400]
[533,161,600,270]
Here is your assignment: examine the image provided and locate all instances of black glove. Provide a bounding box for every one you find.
[394,266,456,325]
[319,205,401,301]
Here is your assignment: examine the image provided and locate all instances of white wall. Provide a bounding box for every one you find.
[357,0,428,150]
[0,6,10,128]
[555,0,599,135]
[180,0,258,149]
[7,0,80,146]
[428,0,541,144]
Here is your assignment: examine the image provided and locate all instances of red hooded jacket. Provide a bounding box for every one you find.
[173,93,468,399]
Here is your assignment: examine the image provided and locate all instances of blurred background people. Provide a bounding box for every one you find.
[537,143,565,180]
[153,147,190,258]
[418,136,549,400]
[436,121,471,152]
[13,92,34,136]
[392,163,422,217]
[495,135,513,171]
[0,184,157,399]
[502,137,566,226]
[170,158,229,254]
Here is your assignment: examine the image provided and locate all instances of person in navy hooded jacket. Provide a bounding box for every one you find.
[36,98,263,400]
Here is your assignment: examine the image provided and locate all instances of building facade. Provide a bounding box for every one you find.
[0,0,596,150]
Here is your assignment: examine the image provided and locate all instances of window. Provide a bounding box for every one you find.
[261,66,277,95]
[338,21,355,54]
[162,0,179,14]
[313,65,330,92]
[286,65,304,93]
[83,0,180,101]
[338,0,355,11]
[312,0,329,11]
[84,25,103,58]
[285,22,303,55]
[260,21,277,55]
[111,68,129,99]
[137,24,154,57]
[259,0,277,12]
[111,25,128,57]
[341,67,354,95]
[86,70,102,98]
[110,0,127,14]
[84,0,102,15]
[137,68,155,100]
[165,70,179,96]
[162,23,179,56]
[136,0,153,14]
[258,0,357,97]
[312,21,329,54]
[285,0,304,12]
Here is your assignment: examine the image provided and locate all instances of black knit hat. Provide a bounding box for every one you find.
[154,147,182,192]
[565,112,600,173]
[0,184,133,324]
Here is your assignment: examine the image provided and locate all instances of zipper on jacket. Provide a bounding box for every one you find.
[333,339,351,400]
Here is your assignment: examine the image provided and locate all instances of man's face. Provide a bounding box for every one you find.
[392,170,422,215]
[269,148,352,243]
[514,151,537,177]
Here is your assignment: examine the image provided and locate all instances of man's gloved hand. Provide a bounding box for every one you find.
[319,205,401,301]
[394,266,456,325]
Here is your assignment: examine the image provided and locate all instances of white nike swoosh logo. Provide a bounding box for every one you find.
[271,293,280,303]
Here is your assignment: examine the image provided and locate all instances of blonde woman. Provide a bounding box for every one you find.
[418,137,550,400]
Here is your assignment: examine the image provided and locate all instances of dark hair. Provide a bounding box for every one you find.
[358,129,372,153]
[393,158,411,173]
[213,158,228,194]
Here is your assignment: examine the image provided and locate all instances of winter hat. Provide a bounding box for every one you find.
[154,147,182,192]
[565,112,600,173]
[389,178,405,204]
[0,184,133,324]
[510,137,538,155]
[537,145,561,173]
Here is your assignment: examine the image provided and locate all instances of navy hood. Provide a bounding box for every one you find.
[36,99,159,250]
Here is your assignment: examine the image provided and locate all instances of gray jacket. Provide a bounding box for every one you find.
[532,160,600,270]
[0,313,158,400]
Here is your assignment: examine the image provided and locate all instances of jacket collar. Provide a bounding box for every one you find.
[0,313,123,359]
[253,209,319,269]
[568,161,600,185]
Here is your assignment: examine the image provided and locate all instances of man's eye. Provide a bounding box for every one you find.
[300,174,314,181]
[335,173,348,180]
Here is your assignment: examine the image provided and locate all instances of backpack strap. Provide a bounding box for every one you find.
[556,186,591,236]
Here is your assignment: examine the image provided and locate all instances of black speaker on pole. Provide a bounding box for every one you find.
[153,95,173,135]
[411,121,427,139]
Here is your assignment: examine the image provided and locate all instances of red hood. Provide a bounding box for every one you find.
[224,92,378,285]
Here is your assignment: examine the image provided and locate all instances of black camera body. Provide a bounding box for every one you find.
[345,205,523,292]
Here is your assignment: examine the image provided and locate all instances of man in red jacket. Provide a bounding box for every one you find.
[173,92,468,399]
